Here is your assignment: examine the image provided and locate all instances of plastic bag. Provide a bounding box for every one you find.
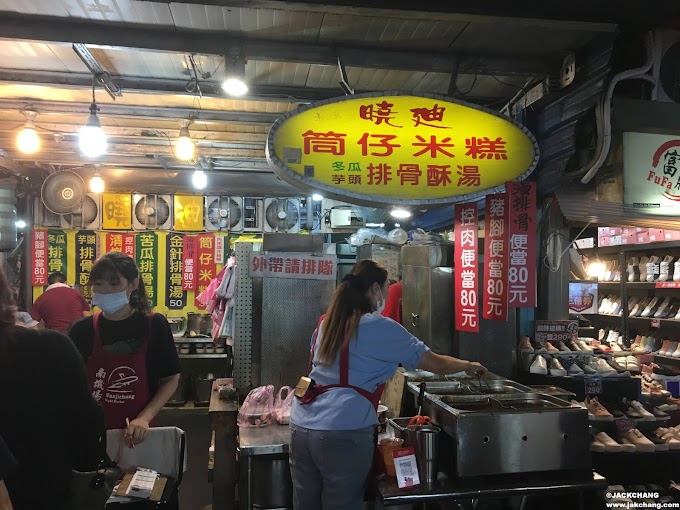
[238,385,275,428]
[273,386,295,425]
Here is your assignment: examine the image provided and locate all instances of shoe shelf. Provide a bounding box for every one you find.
[580,239,680,255]
[628,316,680,323]
[654,355,680,367]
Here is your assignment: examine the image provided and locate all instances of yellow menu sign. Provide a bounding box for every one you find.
[101,193,132,230]
[174,195,204,231]
[266,93,539,206]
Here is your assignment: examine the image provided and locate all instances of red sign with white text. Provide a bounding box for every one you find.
[506,181,537,307]
[483,193,509,320]
[104,233,136,257]
[195,234,216,307]
[454,203,479,332]
[182,236,196,291]
[32,228,48,286]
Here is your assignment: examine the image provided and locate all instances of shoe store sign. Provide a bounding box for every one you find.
[535,320,578,344]
[569,281,598,314]
[623,132,680,214]
[267,92,539,207]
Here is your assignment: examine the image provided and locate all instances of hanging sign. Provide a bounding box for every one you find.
[535,320,578,344]
[104,233,136,257]
[507,181,536,307]
[214,235,225,265]
[454,203,479,332]
[136,233,158,307]
[31,228,48,286]
[101,193,132,229]
[483,193,509,321]
[47,229,68,280]
[249,252,337,280]
[182,236,196,291]
[167,233,187,310]
[173,195,204,231]
[569,281,598,314]
[75,230,97,298]
[623,132,680,214]
[266,92,539,207]
[195,234,216,307]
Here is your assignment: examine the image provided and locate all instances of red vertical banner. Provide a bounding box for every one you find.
[454,203,479,332]
[105,233,136,256]
[182,236,196,291]
[483,194,509,320]
[506,181,537,307]
[32,228,48,286]
[195,233,216,307]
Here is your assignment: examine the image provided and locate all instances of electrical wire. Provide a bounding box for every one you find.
[313,209,332,231]
[459,74,478,96]
[543,222,592,273]
[490,75,525,90]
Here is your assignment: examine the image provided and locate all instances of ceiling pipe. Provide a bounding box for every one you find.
[579,31,654,184]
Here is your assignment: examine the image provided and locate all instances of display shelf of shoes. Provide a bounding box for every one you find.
[581,240,680,255]
[654,355,680,367]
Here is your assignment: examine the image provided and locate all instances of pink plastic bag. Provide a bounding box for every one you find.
[274,386,295,425]
[238,385,275,428]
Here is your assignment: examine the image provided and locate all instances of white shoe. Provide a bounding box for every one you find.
[622,429,656,452]
[630,401,656,421]
[654,298,672,318]
[674,260,680,282]
[672,343,680,358]
[594,432,623,452]
[529,355,548,375]
[665,341,679,357]
[647,256,660,282]
[659,256,675,282]
[577,340,594,353]
[568,363,585,377]
[557,341,571,352]
[595,358,618,377]
[641,297,659,317]
[549,358,567,376]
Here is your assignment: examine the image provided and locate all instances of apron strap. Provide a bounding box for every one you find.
[307,314,326,372]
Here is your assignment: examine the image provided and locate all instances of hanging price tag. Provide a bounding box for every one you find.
[585,378,603,395]
[615,418,635,434]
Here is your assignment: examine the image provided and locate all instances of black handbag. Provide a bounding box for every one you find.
[68,459,123,510]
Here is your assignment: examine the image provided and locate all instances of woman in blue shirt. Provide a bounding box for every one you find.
[290,259,488,510]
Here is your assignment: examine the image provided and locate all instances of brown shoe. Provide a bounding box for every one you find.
[584,396,614,421]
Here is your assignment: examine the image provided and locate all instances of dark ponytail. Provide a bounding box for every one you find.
[89,252,152,315]
[317,259,388,365]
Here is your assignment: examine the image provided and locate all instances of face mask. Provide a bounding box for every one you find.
[92,290,129,315]
[376,289,386,314]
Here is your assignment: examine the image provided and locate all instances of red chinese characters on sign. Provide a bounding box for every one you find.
[368,164,392,185]
[182,236,196,291]
[105,233,135,257]
[466,137,508,160]
[195,234,216,307]
[359,101,402,128]
[357,134,401,157]
[454,203,479,332]
[250,253,336,280]
[413,136,455,158]
[410,104,449,129]
[506,181,537,307]
[32,229,47,286]
[302,131,346,155]
[483,194,509,321]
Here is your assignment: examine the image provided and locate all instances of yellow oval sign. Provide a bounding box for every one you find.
[266,93,539,206]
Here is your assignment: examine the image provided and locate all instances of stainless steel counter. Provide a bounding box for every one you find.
[239,424,291,457]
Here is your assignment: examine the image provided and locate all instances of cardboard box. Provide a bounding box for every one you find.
[623,228,635,235]
[665,230,680,241]
[609,227,623,236]
[599,236,612,247]
[621,233,637,245]
[637,232,650,244]
[649,228,665,242]
[598,227,610,237]
[610,235,622,246]
[636,227,649,233]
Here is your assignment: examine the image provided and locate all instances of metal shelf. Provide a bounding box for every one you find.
[654,355,680,367]
[627,316,680,323]
[580,240,680,255]
[174,337,214,343]
[178,354,229,359]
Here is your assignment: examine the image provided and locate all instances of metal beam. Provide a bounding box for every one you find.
[0,98,281,126]
[71,43,122,100]
[0,14,551,77]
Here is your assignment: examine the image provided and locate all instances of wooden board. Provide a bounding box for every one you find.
[381,367,407,419]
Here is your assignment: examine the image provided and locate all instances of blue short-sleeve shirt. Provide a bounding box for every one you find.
[290,312,430,430]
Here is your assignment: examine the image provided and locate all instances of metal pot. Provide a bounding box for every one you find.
[167,317,186,336]
[201,315,214,336]
[239,454,293,509]
[187,313,203,335]
[195,373,215,403]
[168,375,188,404]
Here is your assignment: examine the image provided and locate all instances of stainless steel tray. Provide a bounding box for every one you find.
[407,379,532,397]
[434,393,575,413]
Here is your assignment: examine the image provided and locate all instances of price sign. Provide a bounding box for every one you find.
[393,446,421,489]
[585,378,603,395]
[615,418,636,434]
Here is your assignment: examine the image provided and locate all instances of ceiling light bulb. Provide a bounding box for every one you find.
[586,260,606,280]
[89,172,105,193]
[221,78,248,96]
[15,220,26,229]
[312,193,323,202]
[192,169,207,190]
[79,103,107,158]
[175,126,195,161]
[390,208,412,219]
[17,120,40,154]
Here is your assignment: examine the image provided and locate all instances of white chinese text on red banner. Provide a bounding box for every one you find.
[507,181,536,308]
[249,252,337,280]
[454,203,479,332]
[31,229,48,286]
[483,193,509,321]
